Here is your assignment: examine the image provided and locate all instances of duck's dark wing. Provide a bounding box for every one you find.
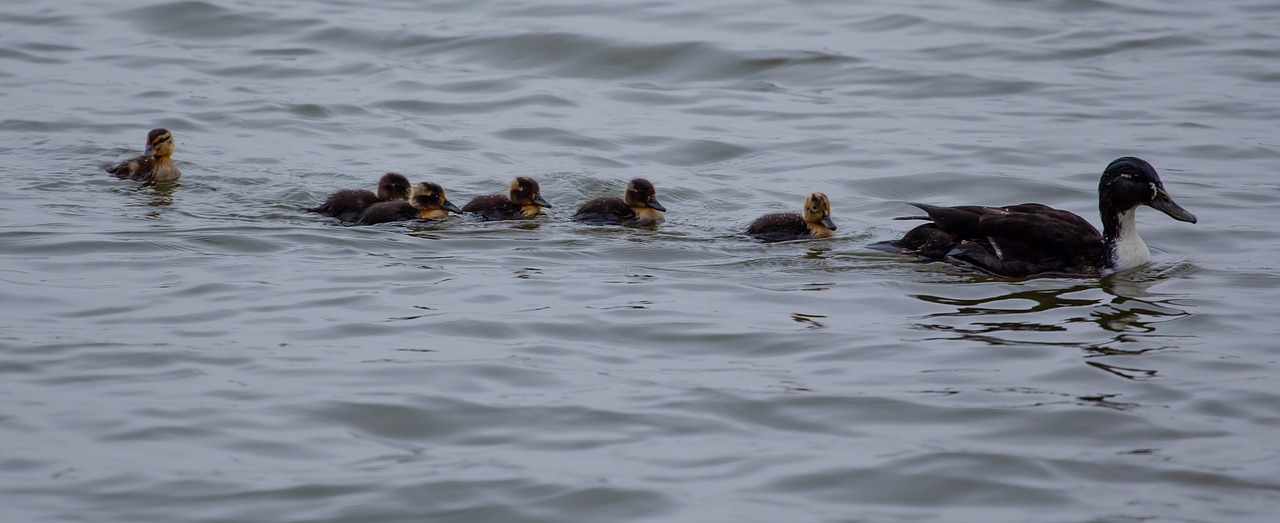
[353,200,417,226]
[958,204,1106,276]
[887,202,1107,277]
[462,194,519,221]
[572,196,634,225]
[746,213,809,242]
[880,203,1000,257]
[959,204,1105,276]
[307,189,380,222]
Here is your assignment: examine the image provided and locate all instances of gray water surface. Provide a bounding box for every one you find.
[3,0,1279,521]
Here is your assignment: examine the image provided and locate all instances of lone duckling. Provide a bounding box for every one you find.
[461,176,553,221]
[354,181,462,225]
[307,172,411,223]
[572,178,666,226]
[746,192,837,242]
[106,128,181,183]
[879,157,1197,277]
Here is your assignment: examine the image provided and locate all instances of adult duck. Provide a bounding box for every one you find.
[882,157,1197,277]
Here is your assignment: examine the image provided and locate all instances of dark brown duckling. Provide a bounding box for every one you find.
[572,178,666,226]
[307,172,411,223]
[354,181,462,225]
[106,128,181,183]
[747,192,836,242]
[462,176,553,221]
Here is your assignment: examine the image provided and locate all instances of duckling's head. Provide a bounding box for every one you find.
[143,128,175,159]
[1100,157,1196,223]
[377,172,412,201]
[623,178,666,211]
[802,192,836,231]
[509,176,552,208]
[410,181,463,214]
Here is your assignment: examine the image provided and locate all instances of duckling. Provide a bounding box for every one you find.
[106,128,181,183]
[747,192,837,242]
[307,172,411,222]
[462,176,553,221]
[572,178,666,226]
[880,157,1197,277]
[354,181,462,225]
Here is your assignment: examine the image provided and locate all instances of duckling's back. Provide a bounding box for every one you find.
[106,156,152,180]
[747,213,810,242]
[572,196,633,225]
[462,194,520,221]
[308,189,381,223]
[107,155,179,183]
[353,200,417,225]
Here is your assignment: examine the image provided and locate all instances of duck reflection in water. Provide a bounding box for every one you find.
[910,276,1193,374]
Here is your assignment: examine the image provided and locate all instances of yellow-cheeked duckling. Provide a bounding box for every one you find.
[746,192,836,242]
[461,176,553,221]
[106,128,181,183]
[572,178,666,226]
[307,172,411,223]
[354,181,462,226]
[878,157,1197,278]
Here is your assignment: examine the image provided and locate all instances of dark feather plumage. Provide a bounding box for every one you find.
[746,213,812,242]
[462,194,522,221]
[353,201,419,225]
[307,189,382,223]
[572,196,638,225]
[890,202,1107,277]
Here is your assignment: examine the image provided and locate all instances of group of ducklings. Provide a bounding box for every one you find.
[108,128,825,240]
[306,173,687,229]
[108,128,1199,278]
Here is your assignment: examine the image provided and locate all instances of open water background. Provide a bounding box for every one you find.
[2,0,1279,521]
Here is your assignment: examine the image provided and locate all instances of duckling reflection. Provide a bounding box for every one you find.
[462,176,552,221]
[572,178,666,226]
[354,181,461,225]
[747,192,836,242]
[307,172,411,223]
[106,128,181,183]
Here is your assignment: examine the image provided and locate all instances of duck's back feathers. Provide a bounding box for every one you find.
[747,213,811,242]
[307,189,381,222]
[891,202,1107,277]
[463,194,521,221]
